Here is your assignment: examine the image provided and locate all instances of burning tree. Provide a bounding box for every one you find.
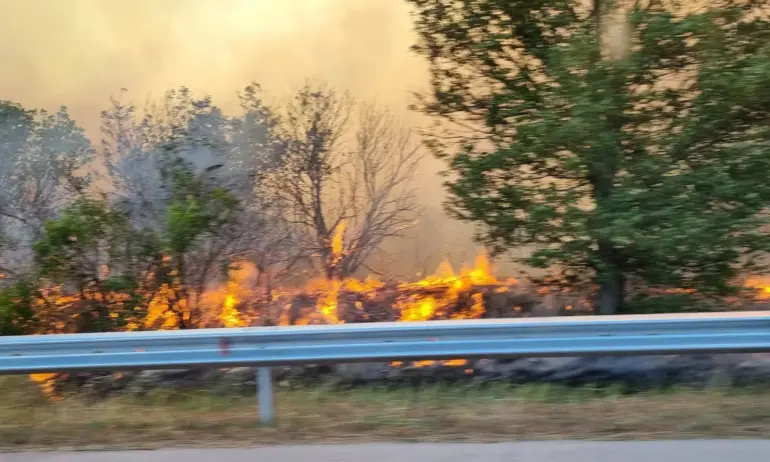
[99,87,284,328]
[407,0,770,314]
[264,83,423,281]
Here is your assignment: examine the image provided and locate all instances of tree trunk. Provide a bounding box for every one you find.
[595,242,625,315]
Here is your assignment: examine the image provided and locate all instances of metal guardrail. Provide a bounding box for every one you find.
[1,311,770,423]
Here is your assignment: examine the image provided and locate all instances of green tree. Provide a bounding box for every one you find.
[0,281,37,335]
[31,167,241,332]
[160,150,241,328]
[407,0,770,314]
[33,198,161,332]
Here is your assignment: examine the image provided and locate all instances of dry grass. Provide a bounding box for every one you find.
[1,377,770,450]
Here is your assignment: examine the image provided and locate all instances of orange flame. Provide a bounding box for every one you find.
[316,278,342,324]
[387,253,500,368]
[330,220,346,267]
[743,276,770,300]
[36,240,770,395]
[396,252,500,322]
[208,263,254,328]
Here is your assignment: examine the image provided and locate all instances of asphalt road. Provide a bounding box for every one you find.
[1,441,769,462]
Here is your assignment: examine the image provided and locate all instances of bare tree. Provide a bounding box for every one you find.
[0,101,93,279]
[340,103,422,276]
[265,83,423,280]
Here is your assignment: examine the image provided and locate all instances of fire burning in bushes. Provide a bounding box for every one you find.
[206,251,520,327]
[28,249,519,393]
[26,225,521,392]
[26,222,770,393]
[168,221,528,330]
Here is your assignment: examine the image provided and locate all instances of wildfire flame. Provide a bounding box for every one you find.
[395,253,501,323]
[743,276,770,300]
[330,220,346,268]
[215,248,500,368]
[202,263,254,328]
[26,219,770,394]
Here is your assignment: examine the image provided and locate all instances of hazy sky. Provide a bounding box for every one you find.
[0,0,435,181]
[0,0,427,126]
[0,0,500,273]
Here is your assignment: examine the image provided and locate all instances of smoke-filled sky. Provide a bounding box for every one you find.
[0,0,426,126]
[0,0,511,274]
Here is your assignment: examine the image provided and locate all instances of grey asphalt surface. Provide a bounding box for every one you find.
[0,441,768,461]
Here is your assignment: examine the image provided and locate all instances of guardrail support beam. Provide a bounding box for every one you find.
[258,367,274,425]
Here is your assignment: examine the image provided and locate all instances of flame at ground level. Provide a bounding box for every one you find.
[267,252,501,369]
[743,276,770,300]
[304,252,504,326]
[26,251,770,393]
[207,254,770,329]
[199,262,770,369]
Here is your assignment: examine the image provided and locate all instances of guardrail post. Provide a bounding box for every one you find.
[257,367,274,424]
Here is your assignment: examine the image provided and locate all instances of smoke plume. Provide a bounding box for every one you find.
[0,0,518,276]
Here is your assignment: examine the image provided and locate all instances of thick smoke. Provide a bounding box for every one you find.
[0,0,528,276]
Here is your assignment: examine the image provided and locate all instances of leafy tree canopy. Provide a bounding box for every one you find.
[407,0,770,313]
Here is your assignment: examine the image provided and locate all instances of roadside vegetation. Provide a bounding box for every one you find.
[2,377,770,449]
